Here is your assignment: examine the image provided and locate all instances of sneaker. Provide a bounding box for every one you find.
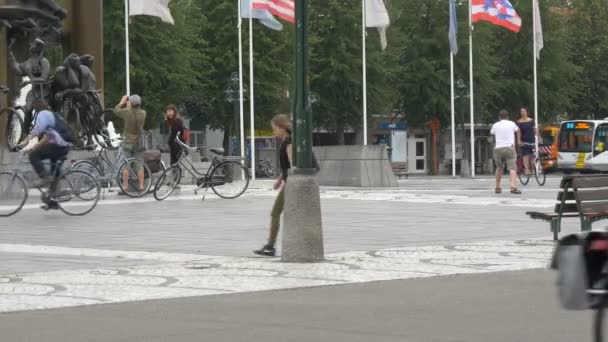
[253,245,276,257]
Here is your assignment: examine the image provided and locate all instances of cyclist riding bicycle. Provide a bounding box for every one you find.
[18,98,73,196]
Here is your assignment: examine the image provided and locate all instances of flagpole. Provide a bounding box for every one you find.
[124,0,131,96]
[468,0,475,178]
[450,53,456,178]
[533,0,539,163]
[238,0,245,166]
[362,0,368,146]
[249,5,256,181]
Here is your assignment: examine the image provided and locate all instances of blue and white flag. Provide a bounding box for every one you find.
[449,0,458,55]
[241,0,283,31]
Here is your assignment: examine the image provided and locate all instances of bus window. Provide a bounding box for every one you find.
[560,122,594,153]
[594,124,608,155]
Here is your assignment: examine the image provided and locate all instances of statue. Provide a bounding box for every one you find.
[8,37,50,128]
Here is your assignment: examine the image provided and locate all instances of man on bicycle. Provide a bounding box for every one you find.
[18,98,73,198]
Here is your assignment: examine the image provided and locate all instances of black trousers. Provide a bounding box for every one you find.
[169,143,182,165]
[29,144,70,178]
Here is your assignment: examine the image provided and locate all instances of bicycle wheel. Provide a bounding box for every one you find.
[534,159,546,186]
[153,165,182,201]
[518,172,530,186]
[117,158,152,198]
[0,172,28,217]
[266,165,277,178]
[4,108,25,151]
[210,161,250,199]
[594,296,608,342]
[54,169,100,216]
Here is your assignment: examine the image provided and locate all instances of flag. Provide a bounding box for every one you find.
[365,0,390,50]
[253,0,295,24]
[449,0,458,55]
[241,0,283,30]
[472,0,521,33]
[129,0,174,24]
[533,0,543,59]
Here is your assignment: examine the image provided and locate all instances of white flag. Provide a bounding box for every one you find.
[533,0,543,60]
[129,0,174,25]
[365,0,390,50]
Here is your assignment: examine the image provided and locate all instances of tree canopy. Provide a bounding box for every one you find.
[102,0,605,142]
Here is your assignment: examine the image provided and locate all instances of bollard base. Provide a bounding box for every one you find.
[281,171,324,263]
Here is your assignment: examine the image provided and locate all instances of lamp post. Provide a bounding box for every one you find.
[456,79,470,177]
[281,0,324,263]
[225,72,246,156]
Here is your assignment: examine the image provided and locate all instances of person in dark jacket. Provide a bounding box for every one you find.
[165,104,185,165]
[254,114,292,257]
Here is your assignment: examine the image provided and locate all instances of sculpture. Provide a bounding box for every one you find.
[8,37,50,127]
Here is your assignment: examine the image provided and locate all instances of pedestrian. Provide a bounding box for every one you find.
[114,94,146,195]
[491,109,521,194]
[516,108,538,175]
[164,104,185,165]
[254,114,292,257]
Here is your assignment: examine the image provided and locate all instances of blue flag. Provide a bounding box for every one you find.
[241,0,283,31]
[449,0,458,55]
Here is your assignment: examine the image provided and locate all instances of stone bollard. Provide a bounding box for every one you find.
[281,172,324,263]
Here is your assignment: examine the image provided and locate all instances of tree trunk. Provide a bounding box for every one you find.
[222,126,231,155]
[336,126,345,145]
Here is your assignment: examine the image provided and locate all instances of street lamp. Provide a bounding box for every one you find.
[225,72,246,156]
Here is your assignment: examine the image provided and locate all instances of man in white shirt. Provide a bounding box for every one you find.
[490,110,521,194]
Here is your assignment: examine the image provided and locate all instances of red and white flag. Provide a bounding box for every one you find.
[472,0,521,33]
[252,0,294,23]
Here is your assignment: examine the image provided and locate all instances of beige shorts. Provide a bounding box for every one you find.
[494,147,516,171]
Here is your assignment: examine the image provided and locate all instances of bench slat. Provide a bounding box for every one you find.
[554,203,579,213]
[575,189,608,201]
[580,202,608,215]
[557,191,576,201]
[574,177,608,189]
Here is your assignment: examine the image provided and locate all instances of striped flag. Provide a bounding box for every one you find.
[242,0,283,30]
[253,0,294,24]
[472,0,521,33]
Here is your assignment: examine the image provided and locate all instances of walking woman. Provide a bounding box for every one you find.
[516,108,538,175]
[254,114,292,257]
[165,104,185,165]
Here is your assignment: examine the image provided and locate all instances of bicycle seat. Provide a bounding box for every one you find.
[210,148,225,155]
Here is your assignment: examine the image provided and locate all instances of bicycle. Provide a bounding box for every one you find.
[0,86,26,152]
[72,138,157,198]
[256,159,277,178]
[517,142,546,186]
[153,137,250,201]
[0,150,100,217]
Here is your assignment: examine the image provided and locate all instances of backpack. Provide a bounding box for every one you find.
[52,112,76,144]
[182,128,190,143]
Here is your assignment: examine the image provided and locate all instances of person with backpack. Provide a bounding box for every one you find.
[114,94,146,195]
[254,114,292,257]
[18,98,72,188]
[164,104,186,165]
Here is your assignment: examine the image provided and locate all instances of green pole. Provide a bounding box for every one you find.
[293,0,312,170]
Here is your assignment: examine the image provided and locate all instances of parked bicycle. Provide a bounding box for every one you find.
[256,159,277,178]
[517,142,546,186]
[0,85,26,152]
[72,138,160,198]
[0,151,100,217]
[153,137,249,201]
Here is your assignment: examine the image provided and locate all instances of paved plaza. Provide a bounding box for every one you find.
[0,176,592,341]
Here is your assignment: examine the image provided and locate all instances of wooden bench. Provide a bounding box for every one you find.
[573,176,608,231]
[526,175,608,240]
